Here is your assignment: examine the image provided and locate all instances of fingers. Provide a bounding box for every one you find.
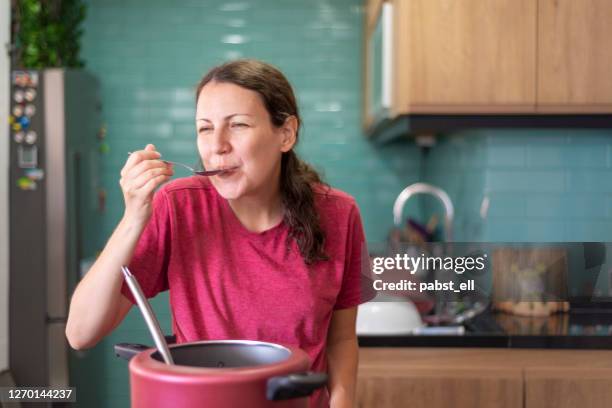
[120,144,161,178]
[119,144,174,224]
[126,157,170,181]
[129,164,174,190]
[141,174,171,196]
[121,171,171,201]
[119,144,174,197]
[120,160,173,191]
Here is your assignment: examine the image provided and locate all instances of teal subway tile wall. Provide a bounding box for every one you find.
[75,1,420,406]
[423,130,612,242]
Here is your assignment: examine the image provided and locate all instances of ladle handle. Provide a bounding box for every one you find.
[121,266,174,365]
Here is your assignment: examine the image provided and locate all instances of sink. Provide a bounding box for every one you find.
[356,295,424,336]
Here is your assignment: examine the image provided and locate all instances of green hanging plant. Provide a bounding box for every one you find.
[12,0,87,68]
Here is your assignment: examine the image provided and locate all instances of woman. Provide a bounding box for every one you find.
[66,59,374,408]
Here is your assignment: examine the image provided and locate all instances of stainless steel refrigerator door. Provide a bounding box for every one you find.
[44,69,69,387]
[10,69,101,395]
[9,69,49,390]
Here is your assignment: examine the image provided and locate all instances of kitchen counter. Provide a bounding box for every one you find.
[358,309,612,349]
[356,347,612,408]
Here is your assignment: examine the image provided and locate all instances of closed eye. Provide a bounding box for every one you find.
[231,123,248,128]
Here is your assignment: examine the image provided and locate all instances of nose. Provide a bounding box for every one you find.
[210,127,231,155]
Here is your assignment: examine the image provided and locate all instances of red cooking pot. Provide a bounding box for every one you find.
[115,337,328,408]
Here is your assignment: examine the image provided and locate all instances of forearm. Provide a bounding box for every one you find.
[326,337,359,408]
[65,216,145,349]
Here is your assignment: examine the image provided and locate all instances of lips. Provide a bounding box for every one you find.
[216,166,239,177]
[208,162,238,169]
[205,163,239,171]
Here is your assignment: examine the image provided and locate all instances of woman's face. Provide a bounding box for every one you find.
[195,81,295,200]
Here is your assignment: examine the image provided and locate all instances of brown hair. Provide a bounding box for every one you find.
[196,59,329,264]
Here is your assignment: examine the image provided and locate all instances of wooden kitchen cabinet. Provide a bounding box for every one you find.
[525,368,612,408]
[365,0,383,31]
[363,0,391,131]
[537,0,612,112]
[363,0,612,134]
[357,348,612,408]
[392,0,537,114]
[357,367,523,408]
[363,0,537,124]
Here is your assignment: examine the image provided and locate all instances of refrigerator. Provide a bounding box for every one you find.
[9,69,103,400]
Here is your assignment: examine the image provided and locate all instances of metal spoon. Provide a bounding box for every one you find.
[127,152,238,176]
[121,266,174,365]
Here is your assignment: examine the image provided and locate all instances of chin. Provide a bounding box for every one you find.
[210,178,246,200]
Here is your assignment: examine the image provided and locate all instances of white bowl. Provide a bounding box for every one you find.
[356,295,424,336]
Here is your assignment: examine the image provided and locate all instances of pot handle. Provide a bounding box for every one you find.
[266,371,328,400]
[114,335,176,361]
[114,343,149,361]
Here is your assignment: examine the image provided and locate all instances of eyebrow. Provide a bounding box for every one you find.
[196,114,252,122]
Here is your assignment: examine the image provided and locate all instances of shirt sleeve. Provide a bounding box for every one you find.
[334,202,376,310]
[120,188,172,304]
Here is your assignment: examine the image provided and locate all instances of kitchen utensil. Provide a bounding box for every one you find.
[411,326,465,335]
[423,300,488,326]
[114,340,328,407]
[121,266,174,364]
[451,301,487,324]
[127,152,238,176]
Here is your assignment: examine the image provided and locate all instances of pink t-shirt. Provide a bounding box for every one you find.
[121,176,374,407]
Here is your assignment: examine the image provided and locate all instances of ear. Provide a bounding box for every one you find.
[279,116,298,153]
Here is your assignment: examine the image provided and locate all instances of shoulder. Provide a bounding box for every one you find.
[312,185,365,256]
[313,183,359,219]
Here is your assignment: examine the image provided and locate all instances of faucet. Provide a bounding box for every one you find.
[392,183,454,242]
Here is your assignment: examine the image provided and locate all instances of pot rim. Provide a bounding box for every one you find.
[129,339,311,383]
[164,339,292,353]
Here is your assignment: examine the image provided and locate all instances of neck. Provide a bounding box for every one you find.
[227,178,284,233]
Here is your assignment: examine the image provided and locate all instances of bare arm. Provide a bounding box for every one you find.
[65,218,147,349]
[326,307,359,408]
[65,144,173,350]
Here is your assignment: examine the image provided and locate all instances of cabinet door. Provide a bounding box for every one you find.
[364,1,393,132]
[526,368,612,408]
[357,367,523,408]
[537,0,612,112]
[365,0,384,32]
[394,0,536,113]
